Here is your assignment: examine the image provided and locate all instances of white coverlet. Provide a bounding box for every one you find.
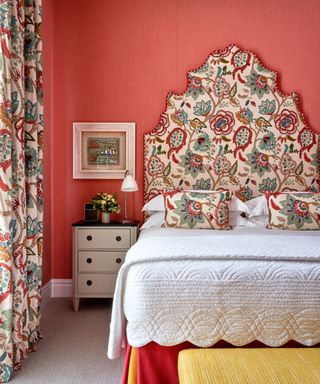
[108,227,320,359]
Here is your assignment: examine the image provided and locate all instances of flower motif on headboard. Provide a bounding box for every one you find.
[144,45,319,202]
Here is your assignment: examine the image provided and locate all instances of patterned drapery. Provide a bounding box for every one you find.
[0,0,43,382]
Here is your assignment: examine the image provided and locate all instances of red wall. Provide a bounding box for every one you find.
[42,0,53,284]
[43,0,320,280]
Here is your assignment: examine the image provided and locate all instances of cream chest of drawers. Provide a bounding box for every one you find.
[72,221,139,311]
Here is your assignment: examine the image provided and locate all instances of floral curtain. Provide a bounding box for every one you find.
[0,0,43,382]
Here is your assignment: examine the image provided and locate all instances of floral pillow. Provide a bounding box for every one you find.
[266,192,320,230]
[164,190,232,229]
[142,190,249,214]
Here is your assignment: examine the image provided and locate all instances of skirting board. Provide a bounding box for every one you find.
[41,279,72,305]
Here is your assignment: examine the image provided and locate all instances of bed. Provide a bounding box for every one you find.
[108,44,320,384]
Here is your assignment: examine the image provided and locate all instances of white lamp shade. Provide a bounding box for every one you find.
[121,173,138,192]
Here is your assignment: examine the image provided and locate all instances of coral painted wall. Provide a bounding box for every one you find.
[42,0,53,284]
[42,0,320,281]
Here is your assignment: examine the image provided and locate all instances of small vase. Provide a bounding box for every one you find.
[101,212,110,224]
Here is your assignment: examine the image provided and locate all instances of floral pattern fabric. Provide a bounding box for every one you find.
[267,192,320,230]
[144,45,319,203]
[0,1,43,382]
[164,190,232,230]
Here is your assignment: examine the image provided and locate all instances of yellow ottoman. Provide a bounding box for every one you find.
[178,348,320,384]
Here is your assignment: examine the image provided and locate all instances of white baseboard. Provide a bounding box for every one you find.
[41,279,72,305]
[52,278,73,297]
[41,280,52,306]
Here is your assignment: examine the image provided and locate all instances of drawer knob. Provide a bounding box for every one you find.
[86,258,92,264]
[116,258,122,264]
[116,236,122,242]
[86,280,92,286]
[87,235,92,241]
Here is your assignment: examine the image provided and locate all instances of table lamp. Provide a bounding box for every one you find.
[121,170,138,223]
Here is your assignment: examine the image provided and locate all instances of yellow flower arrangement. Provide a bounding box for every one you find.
[91,192,120,213]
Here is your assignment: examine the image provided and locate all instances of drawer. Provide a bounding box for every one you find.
[77,228,131,249]
[78,251,125,272]
[78,273,117,294]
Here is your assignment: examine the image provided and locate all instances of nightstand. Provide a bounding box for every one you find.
[72,220,139,311]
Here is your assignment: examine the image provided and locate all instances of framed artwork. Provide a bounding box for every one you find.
[73,122,135,179]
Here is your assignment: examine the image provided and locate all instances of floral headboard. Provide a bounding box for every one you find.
[144,45,319,202]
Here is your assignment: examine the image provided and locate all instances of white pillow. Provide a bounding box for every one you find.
[229,196,250,214]
[248,215,269,226]
[140,211,165,229]
[142,194,164,214]
[142,192,249,214]
[230,212,248,227]
[246,195,268,218]
[230,212,268,227]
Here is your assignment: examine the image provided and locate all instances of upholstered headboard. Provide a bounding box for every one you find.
[144,45,319,202]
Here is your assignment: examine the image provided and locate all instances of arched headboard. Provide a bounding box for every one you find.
[144,45,319,202]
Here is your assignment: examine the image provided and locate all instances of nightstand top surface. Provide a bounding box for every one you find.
[72,220,140,227]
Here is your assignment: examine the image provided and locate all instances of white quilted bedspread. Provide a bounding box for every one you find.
[108,227,320,359]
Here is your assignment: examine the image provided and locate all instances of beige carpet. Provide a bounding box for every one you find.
[12,298,123,383]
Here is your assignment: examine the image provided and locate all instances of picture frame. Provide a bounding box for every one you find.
[73,122,135,179]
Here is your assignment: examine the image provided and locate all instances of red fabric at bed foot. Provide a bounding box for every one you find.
[136,342,191,384]
[122,340,319,384]
[121,341,132,384]
[123,341,228,384]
